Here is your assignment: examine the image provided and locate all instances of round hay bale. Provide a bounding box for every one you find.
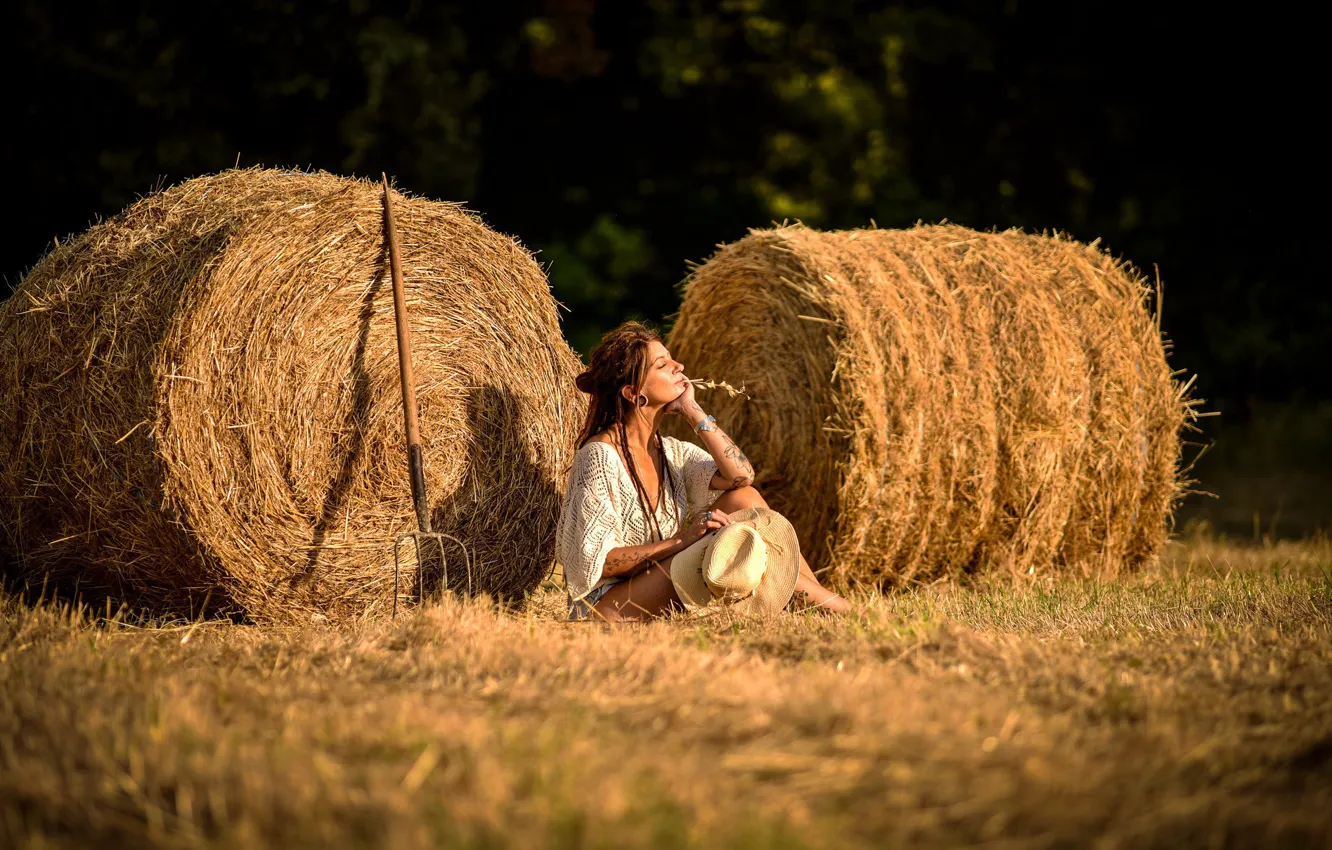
[0,168,585,622]
[667,224,1191,587]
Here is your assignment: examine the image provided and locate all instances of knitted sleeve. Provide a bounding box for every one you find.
[556,443,624,601]
[667,436,723,519]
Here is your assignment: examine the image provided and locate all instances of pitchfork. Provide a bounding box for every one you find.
[381,174,471,616]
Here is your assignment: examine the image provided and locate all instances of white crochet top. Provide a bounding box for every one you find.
[556,435,722,601]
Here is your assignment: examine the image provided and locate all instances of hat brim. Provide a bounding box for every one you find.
[669,533,716,610]
[669,507,801,616]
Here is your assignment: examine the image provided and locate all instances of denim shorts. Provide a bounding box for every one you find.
[568,577,628,621]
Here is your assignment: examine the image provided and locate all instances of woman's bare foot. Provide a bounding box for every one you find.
[789,575,854,615]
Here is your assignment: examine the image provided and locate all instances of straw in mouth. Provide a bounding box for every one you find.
[687,377,750,400]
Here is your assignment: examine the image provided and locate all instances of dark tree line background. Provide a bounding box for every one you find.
[2,1,1324,530]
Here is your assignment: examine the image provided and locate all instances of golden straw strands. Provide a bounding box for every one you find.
[688,377,751,400]
[0,168,586,623]
[668,224,1197,589]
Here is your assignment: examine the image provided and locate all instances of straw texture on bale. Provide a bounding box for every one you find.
[0,169,584,622]
[668,224,1194,588]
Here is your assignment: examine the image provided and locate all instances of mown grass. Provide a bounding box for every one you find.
[2,537,1330,849]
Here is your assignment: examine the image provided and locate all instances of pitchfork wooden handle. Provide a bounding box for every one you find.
[382,173,432,533]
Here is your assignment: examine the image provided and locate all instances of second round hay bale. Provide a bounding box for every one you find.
[0,168,585,622]
[667,224,1191,587]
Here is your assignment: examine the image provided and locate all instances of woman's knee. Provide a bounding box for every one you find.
[714,484,768,512]
[592,565,677,622]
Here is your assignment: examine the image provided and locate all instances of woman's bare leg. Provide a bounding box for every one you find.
[708,486,852,614]
[591,561,681,622]
[791,556,853,614]
[590,485,852,621]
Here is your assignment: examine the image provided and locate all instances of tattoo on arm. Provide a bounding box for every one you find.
[603,550,641,575]
[603,540,681,576]
[720,433,755,477]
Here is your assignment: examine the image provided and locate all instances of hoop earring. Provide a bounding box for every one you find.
[637,393,648,407]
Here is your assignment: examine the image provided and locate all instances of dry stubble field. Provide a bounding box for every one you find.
[2,536,1330,849]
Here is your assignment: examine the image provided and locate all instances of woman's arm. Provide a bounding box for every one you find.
[600,509,730,578]
[675,398,754,490]
[600,538,684,579]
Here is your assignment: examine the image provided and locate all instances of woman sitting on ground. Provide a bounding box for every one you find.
[556,321,851,621]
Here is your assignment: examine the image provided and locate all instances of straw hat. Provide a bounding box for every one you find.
[670,507,801,615]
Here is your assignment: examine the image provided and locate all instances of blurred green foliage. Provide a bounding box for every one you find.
[542,215,655,353]
[1,0,1320,420]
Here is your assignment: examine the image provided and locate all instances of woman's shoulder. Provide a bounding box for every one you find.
[573,437,620,469]
[579,433,619,453]
[566,440,623,503]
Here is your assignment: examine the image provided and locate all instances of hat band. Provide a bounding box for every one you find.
[710,583,757,602]
[707,556,767,602]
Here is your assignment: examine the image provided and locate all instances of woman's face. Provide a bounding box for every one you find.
[631,339,687,406]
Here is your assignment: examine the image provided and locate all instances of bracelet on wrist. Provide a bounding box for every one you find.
[693,414,717,433]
